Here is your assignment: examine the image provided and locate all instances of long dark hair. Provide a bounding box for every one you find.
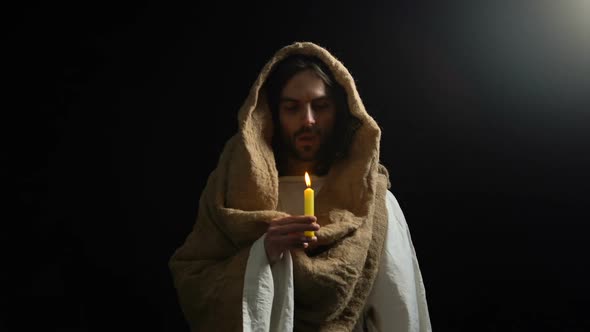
[264,54,361,176]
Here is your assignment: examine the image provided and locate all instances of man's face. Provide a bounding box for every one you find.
[278,69,337,162]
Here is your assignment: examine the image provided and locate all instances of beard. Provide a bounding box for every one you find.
[282,125,331,162]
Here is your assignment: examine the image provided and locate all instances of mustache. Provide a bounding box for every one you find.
[294,126,322,139]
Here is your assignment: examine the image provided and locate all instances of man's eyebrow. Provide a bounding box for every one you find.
[279,97,299,103]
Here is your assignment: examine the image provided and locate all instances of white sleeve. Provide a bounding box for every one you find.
[242,234,295,332]
[362,190,432,332]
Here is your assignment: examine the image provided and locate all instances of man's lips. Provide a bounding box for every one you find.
[297,135,317,142]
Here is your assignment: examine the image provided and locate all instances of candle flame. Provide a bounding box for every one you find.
[305,172,311,187]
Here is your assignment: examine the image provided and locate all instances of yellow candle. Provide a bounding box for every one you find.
[304,172,314,238]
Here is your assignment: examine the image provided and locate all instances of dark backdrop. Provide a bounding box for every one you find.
[10,1,589,331]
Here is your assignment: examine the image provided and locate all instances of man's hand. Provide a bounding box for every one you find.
[264,215,320,265]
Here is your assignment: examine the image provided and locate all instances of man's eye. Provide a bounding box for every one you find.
[315,103,330,109]
[284,105,298,111]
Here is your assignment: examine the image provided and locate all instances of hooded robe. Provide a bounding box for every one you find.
[169,41,431,332]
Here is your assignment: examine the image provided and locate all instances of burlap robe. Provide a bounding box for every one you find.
[169,42,390,331]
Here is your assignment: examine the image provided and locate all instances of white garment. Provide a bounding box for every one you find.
[242,176,432,332]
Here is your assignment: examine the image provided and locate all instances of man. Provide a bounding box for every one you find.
[169,42,431,331]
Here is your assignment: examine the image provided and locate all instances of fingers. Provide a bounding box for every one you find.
[280,234,318,250]
[266,216,320,255]
[273,215,317,225]
[268,222,320,236]
[265,232,318,252]
[283,233,317,244]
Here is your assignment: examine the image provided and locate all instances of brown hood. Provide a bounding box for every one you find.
[227,41,385,217]
[169,41,390,332]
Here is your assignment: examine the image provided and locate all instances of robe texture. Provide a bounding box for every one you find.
[169,41,391,331]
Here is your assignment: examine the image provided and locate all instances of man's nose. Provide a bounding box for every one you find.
[303,105,316,126]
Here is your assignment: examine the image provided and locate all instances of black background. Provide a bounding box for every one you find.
[9,1,590,331]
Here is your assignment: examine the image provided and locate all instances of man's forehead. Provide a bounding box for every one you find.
[280,70,329,102]
[279,95,331,103]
